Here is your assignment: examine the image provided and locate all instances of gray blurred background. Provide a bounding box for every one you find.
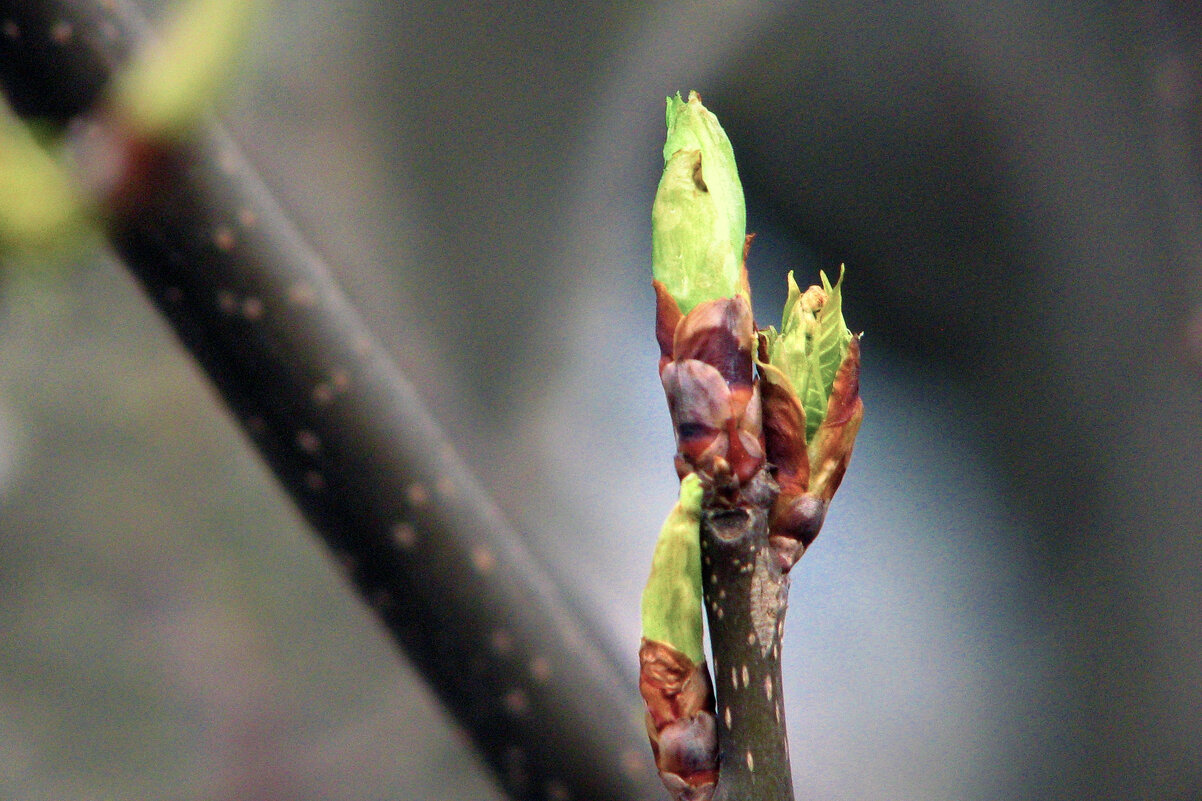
[3,1,1202,799]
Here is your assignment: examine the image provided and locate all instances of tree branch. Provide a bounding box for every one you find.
[0,1,662,799]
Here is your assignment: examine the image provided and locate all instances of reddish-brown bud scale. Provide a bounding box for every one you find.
[655,285,765,493]
[805,335,864,503]
[639,639,719,801]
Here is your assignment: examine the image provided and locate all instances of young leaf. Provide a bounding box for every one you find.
[766,266,853,441]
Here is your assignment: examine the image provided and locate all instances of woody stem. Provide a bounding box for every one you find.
[701,473,795,801]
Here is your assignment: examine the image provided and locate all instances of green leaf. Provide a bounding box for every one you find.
[651,91,746,314]
[640,473,705,663]
[766,266,853,441]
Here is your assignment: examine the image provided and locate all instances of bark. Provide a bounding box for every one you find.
[700,471,794,801]
[0,2,663,799]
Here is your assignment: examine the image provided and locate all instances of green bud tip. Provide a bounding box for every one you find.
[641,473,705,664]
[651,91,747,315]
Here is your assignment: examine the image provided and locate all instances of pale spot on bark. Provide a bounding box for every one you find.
[241,296,263,320]
[50,20,72,44]
[471,545,497,574]
[490,628,514,654]
[741,664,750,688]
[213,225,235,252]
[217,290,237,314]
[331,368,351,392]
[288,282,317,307]
[391,521,417,549]
[530,656,552,683]
[503,688,530,716]
[406,482,430,507]
[724,706,732,728]
[765,676,773,701]
[746,632,756,646]
[312,382,334,405]
[746,750,754,771]
[731,667,738,689]
[716,607,724,619]
[749,548,783,657]
[296,429,321,453]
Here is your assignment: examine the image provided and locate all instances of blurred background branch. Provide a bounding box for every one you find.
[0,1,660,800]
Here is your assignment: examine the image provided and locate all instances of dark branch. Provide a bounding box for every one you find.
[0,1,661,799]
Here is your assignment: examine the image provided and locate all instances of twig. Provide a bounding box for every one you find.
[0,1,662,799]
[644,92,863,801]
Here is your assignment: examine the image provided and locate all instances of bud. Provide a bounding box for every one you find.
[758,267,863,570]
[641,474,706,664]
[640,475,719,801]
[763,266,853,441]
[651,92,748,315]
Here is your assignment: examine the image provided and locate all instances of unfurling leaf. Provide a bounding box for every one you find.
[764,266,853,441]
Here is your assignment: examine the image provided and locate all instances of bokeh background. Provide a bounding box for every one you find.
[2,1,1202,799]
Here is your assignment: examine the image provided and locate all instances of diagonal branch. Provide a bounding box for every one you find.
[0,1,661,799]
